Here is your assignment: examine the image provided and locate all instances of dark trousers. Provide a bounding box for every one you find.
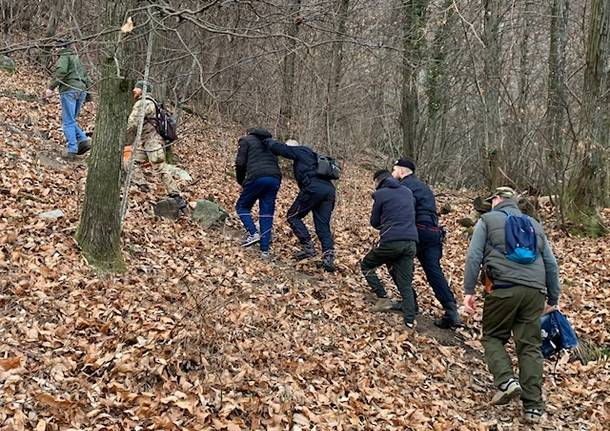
[235,176,281,252]
[416,225,457,308]
[482,285,545,410]
[361,240,417,323]
[287,182,335,252]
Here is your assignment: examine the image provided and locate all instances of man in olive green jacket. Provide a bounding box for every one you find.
[463,186,561,425]
[44,39,91,159]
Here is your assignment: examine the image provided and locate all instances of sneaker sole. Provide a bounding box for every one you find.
[492,384,522,405]
[241,238,260,248]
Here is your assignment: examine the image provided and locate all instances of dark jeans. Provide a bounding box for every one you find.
[416,225,457,308]
[287,182,335,252]
[235,176,281,252]
[361,240,417,323]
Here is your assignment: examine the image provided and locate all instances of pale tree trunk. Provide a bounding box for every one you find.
[278,0,302,139]
[482,0,503,188]
[546,0,569,221]
[400,0,429,160]
[76,0,135,271]
[569,0,610,236]
[325,0,349,152]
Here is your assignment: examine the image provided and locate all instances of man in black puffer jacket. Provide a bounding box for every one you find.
[361,170,419,328]
[235,128,282,259]
[265,138,336,272]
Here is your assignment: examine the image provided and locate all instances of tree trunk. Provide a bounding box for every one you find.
[400,0,428,160]
[325,0,349,152]
[568,0,610,236]
[482,0,503,188]
[76,0,133,271]
[278,0,302,139]
[546,0,569,221]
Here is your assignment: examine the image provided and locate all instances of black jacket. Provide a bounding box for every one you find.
[266,140,334,190]
[371,177,418,244]
[235,128,281,185]
[399,174,439,226]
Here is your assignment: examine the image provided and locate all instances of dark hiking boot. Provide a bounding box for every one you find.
[77,139,91,155]
[434,302,463,329]
[320,250,336,272]
[169,193,189,215]
[293,241,317,260]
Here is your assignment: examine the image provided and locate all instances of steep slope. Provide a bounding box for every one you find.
[1,64,609,430]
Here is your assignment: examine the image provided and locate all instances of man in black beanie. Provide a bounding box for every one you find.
[361,169,419,328]
[392,158,462,329]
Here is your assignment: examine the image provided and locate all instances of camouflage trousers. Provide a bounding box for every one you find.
[131,135,179,195]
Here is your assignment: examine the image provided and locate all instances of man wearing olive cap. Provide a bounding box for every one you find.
[463,186,561,424]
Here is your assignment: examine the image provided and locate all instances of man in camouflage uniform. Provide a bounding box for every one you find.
[126,81,186,210]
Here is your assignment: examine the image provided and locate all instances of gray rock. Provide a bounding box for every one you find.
[192,199,227,228]
[165,164,192,182]
[154,198,181,220]
[39,209,65,220]
[0,55,16,75]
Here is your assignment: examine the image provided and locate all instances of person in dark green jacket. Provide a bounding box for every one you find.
[463,186,561,425]
[44,39,91,160]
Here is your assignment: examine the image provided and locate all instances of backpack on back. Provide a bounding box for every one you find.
[316,154,341,180]
[540,310,579,359]
[497,210,538,264]
[146,97,178,142]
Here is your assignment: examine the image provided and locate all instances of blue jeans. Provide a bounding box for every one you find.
[235,176,281,252]
[287,181,335,252]
[416,225,457,307]
[60,90,88,153]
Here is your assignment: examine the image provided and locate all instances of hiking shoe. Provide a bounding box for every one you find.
[523,408,543,424]
[241,233,260,247]
[434,302,463,329]
[491,378,522,405]
[169,193,188,214]
[405,320,416,329]
[320,250,336,272]
[293,241,316,260]
[260,251,271,261]
[77,139,91,155]
[371,298,393,312]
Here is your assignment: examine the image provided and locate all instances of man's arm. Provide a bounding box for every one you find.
[266,139,298,160]
[541,236,561,306]
[235,139,248,185]
[49,55,70,90]
[463,219,487,295]
[370,195,382,229]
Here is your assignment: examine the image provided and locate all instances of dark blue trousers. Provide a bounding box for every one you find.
[416,225,457,307]
[235,176,281,251]
[287,182,335,252]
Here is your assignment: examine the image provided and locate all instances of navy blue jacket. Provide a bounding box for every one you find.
[266,140,334,190]
[399,174,439,226]
[235,128,281,185]
[371,177,418,244]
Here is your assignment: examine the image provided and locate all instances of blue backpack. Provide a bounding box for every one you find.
[540,310,579,359]
[497,210,538,264]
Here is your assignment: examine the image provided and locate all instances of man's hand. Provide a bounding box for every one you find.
[543,303,558,315]
[463,294,476,315]
[44,88,54,99]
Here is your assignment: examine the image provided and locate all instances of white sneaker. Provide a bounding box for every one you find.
[492,378,522,405]
[241,233,260,247]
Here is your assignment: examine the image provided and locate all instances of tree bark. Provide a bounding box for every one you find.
[482,0,503,188]
[278,0,302,139]
[326,0,349,152]
[568,0,610,235]
[76,0,134,271]
[400,0,428,160]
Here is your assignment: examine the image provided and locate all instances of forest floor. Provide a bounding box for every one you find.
[1,64,609,431]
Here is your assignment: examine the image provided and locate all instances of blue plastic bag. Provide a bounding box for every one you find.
[540,310,579,359]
